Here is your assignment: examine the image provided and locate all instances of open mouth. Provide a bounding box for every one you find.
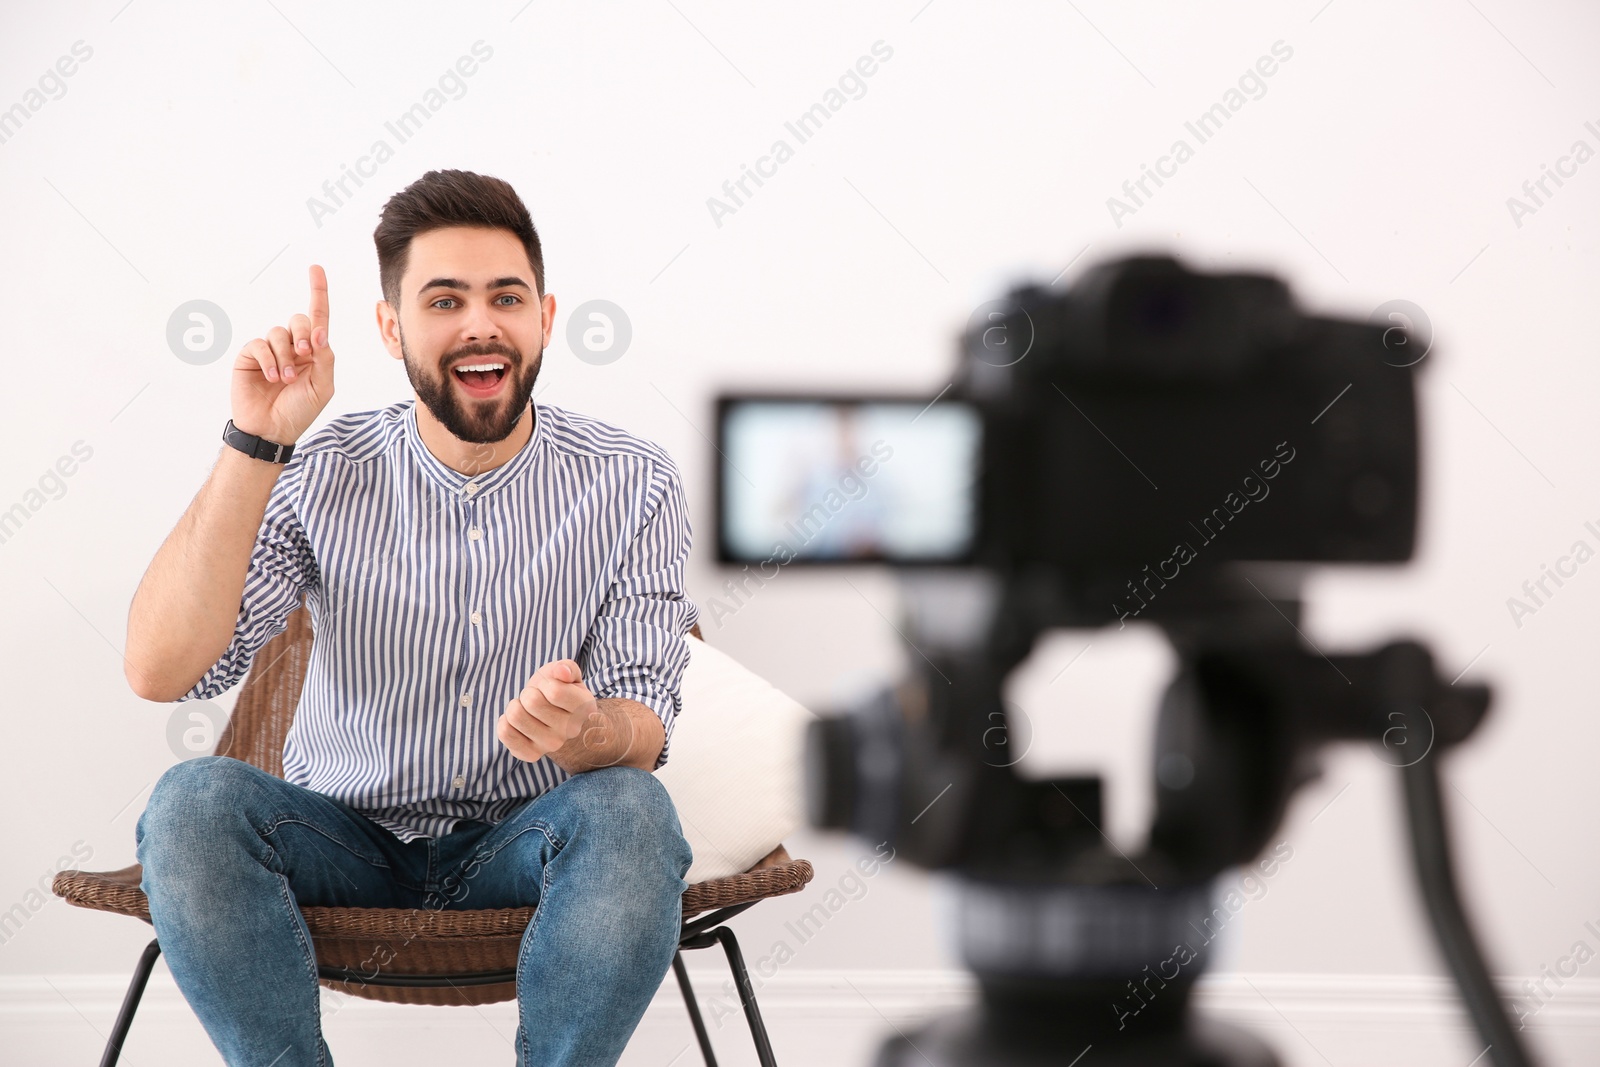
[451,361,509,398]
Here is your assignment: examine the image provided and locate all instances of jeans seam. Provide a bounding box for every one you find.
[474,821,566,866]
[516,855,560,1067]
[525,859,557,948]
[426,838,438,900]
[256,812,396,870]
[266,841,329,1067]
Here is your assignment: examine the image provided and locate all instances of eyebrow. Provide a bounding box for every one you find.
[417,276,534,296]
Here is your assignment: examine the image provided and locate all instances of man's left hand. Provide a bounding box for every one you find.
[497,659,614,766]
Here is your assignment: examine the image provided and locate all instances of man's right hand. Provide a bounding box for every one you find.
[230,264,337,446]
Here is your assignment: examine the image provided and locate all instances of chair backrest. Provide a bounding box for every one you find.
[212,594,704,779]
[212,595,314,776]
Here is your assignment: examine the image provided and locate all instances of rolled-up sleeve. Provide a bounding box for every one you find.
[180,455,320,702]
[580,455,700,769]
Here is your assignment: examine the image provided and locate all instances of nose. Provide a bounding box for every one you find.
[460,300,500,344]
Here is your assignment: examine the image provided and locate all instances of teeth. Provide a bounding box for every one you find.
[454,362,506,373]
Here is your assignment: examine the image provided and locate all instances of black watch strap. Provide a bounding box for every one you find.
[223,419,296,464]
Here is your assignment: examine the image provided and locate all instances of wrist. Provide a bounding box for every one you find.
[553,702,634,772]
[217,443,289,477]
[590,699,644,767]
[223,418,297,463]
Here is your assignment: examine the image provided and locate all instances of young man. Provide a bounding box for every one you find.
[125,169,699,1067]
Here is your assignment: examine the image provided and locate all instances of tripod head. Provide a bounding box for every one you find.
[807,569,1490,886]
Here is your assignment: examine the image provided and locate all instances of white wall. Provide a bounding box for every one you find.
[2,0,1596,1054]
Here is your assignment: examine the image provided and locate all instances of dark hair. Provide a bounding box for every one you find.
[373,169,544,306]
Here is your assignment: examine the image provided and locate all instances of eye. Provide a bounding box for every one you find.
[494,293,522,306]
[431,296,459,310]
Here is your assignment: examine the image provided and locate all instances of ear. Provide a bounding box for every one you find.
[376,299,403,360]
[540,291,557,349]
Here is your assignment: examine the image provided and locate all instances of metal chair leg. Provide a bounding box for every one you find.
[680,926,777,1067]
[712,928,777,1067]
[671,950,720,1067]
[101,938,162,1067]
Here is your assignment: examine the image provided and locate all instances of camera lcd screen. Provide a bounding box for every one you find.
[716,397,982,564]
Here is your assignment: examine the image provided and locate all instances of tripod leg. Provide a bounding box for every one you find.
[672,950,720,1067]
[101,938,162,1067]
[713,927,778,1067]
[1402,756,1536,1067]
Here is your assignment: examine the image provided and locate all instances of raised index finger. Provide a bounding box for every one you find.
[308,264,330,335]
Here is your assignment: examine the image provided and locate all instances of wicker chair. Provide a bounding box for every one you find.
[54,598,814,1067]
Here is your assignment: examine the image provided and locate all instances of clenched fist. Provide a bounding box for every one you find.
[497,660,635,770]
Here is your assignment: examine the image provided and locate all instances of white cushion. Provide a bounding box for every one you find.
[656,635,813,882]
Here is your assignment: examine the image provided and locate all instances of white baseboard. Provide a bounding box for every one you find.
[7,968,1599,1025]
[5,969,1597,1066]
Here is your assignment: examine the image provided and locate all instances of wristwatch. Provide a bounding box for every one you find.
[223,418,296,464]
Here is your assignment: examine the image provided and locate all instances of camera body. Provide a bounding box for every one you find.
[963,255,1417,580]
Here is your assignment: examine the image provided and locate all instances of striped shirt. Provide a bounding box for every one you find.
[183,398,700,843]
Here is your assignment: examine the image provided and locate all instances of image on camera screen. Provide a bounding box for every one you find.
[717,398,981,565]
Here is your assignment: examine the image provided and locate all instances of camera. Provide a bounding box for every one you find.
[717,254,1415,576]
[713,254,1531,1066]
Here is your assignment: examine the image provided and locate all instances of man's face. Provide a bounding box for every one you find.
[379,225,551,444]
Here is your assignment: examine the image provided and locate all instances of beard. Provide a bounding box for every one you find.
[401,328,543,445]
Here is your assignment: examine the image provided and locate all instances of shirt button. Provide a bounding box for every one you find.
[459,693,472,707]
[464,482,479,496]
[470,611,482,626]
[468,526,482,541]
[452,774,466,788]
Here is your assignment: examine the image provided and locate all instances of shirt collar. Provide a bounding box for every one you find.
[403,399,544,500]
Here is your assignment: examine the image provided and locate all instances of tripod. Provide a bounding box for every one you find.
[812,569,1536,1066]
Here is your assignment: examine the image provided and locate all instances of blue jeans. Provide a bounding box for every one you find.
[135,755,693,1067]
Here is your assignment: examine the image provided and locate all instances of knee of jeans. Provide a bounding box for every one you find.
[580,765,673,823]
[137,756,262,854]
[566,767,689,865]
